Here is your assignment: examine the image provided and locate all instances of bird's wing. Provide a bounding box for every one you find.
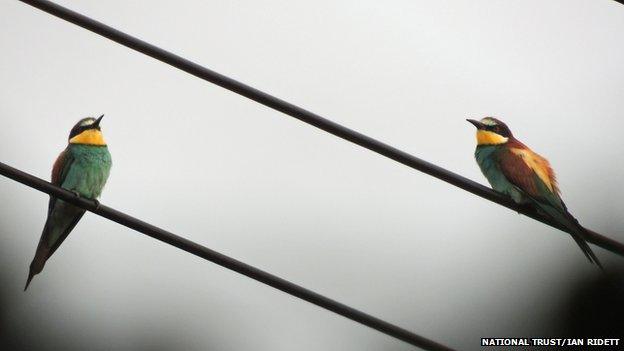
[497,147,602,267]
[498,147,562,206]
[52,148,77,186]
[47,147,85,254]
[48,148,75,214]
[27,150,85,286]
[51,149,67,186]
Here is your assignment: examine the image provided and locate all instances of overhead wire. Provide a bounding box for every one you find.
[7,0,624,348]
[0,161,455,351]
[14,0,624,258]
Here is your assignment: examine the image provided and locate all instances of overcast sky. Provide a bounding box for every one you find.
[1,1,624,350]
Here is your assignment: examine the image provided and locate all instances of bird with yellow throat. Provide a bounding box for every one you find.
[25,115,112,290]
[467,117,602,269]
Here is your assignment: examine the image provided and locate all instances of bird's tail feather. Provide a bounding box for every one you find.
[24,203,85,291]
[561,212,604,271]
[536,203,603,270]
[24,241,50,291]
[24,270,35,291]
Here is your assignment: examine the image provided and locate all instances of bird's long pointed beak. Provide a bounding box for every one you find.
[93,114,104,128]
[466,119,484,129]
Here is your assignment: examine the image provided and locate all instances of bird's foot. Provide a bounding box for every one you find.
[71,190,81,198]
[93,199,101,211]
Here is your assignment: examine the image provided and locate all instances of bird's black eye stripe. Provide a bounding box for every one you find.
[484,124,508,136]
[79,124,98,132]
[68,123,100,139]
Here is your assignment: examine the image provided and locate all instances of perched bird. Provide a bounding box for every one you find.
[25,116,112,290]
[466,117,602,268]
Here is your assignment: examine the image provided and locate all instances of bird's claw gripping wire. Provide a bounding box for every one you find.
[70,190,100,210]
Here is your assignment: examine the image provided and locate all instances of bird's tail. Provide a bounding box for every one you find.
[562,212,604,271]
[24,244,50,291]
[24,270,35,291]
[536,203,603,270]
[24,202,86,291]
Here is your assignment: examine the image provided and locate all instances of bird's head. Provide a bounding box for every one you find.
[466,117,512,145]
[68,115,106,146]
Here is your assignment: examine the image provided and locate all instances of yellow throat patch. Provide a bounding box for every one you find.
[70,129,106,146]
[476,130,508,145]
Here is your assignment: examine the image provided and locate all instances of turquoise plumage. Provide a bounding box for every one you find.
[468,117,602,269]
[25,116,112,290]
[61,144,112,199]
[475,145,528,205]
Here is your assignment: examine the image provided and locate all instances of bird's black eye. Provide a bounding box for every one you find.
[494,125,509,137]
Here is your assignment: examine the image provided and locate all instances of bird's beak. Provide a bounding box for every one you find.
[466,119,484,129]
[93,114,104,128]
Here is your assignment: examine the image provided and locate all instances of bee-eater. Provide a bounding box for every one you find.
[25,116,112,290]
[466,117,602,268]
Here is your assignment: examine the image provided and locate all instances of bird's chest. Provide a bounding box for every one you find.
[74,151,111,173]
[475,146,509,191]
[475,146,499,174]
[67,146,112,198]
[475,146,528,204]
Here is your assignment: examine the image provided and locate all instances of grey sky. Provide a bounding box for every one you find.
[1,1,623,350]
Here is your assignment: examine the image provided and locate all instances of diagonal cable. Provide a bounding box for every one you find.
[15,0,623,258]
[0,161,454,351]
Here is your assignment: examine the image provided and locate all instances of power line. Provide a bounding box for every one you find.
[0,161,454,351]
[16,0,624,258]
